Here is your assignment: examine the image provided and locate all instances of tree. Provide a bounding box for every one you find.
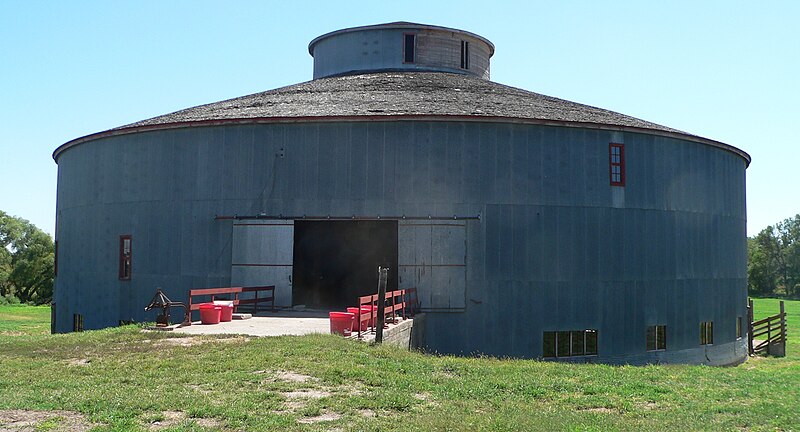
[747,214,800,297]
[748,237,776,295]
[0,211,54,304]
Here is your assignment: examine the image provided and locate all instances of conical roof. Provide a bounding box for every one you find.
[55,71,750,164]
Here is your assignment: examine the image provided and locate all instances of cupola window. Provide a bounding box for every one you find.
[404,33,416,63]
[460,40,470,69]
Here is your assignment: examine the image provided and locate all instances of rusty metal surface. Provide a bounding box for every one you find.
[144,288,189,326]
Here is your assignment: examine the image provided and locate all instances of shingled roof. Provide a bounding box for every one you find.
[56,71,749,164]
[120,71,682,133]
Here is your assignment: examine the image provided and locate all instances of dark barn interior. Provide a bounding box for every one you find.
[292,220,398,309]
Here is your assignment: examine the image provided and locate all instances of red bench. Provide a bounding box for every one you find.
[187,285,275,324]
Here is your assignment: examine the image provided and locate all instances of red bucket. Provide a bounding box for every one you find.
[213,301,234,322]
[347,307,368,332]
[199,303,222,325]
[329,312,354,336]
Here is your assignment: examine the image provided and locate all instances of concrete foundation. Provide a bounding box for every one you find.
[357,314,426,350]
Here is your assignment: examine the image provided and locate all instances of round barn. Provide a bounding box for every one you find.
[52,22,750,365]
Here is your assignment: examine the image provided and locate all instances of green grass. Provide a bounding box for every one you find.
[0,304,50,336]
[0,300,798,431]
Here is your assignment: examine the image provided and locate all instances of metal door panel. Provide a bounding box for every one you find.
[398,221,466,310]
[231,220,294,307]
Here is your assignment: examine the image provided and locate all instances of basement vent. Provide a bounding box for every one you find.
[73,313,84,332]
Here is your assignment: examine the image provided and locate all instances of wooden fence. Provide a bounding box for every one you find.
[748,298,787,357]
[355,287,418,339]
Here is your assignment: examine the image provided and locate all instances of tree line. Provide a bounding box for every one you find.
[0,210,54,305]
[748,214,800,297]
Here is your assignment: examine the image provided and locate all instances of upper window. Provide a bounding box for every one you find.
[700,321,714,345]
[403,33,416,63]
[460,40,470,69]
[119,235,132,280]
[646,325,667,351]
[543,329,598,358]
[609,143,625,186]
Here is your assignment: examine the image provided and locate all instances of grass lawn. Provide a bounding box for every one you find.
[0,299,798,431]
[0,304,50,336]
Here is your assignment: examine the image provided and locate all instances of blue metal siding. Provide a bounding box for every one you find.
[54,120,747,365]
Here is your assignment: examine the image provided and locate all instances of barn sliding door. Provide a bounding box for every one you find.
[397,220,466,311]
[231,220,294,308]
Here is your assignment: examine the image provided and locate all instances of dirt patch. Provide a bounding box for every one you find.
[276,371,314,383]
[283,390,330,399]
[281,400,308,411]
[148,410,185,429]
[188,384,213,395]
[146,411,220,430]
[255,370,316,383]
[359,409,376,418]
[156,337,205,347]
[413,393,431,401]
[66,358,91,367]
[140,335,250,348]
[0,331,24,337]
[195,418,220,427]
[0,409,94,432]
[297,411,341,424]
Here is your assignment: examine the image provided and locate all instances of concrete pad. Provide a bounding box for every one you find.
[173,316,329,337]
[169,310,423,346]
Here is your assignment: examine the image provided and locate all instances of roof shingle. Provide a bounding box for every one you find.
[120,71,685,134]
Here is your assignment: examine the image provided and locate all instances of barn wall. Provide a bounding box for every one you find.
[53,121,748,364]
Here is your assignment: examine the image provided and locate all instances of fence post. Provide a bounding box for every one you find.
[375,266,388,344]
[747,298,754,356]
[780,300,786,343]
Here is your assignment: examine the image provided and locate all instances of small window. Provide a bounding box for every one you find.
[73,313,84,332]
[403,33,416,63]
[646,325,667,351]
[609,143,625,186]
[557,331,571,357]
[736,316,743,339]
[585,330,598,355]
[543,329,598,358]
[460,40,470,69]
[700,321,714,345]
[119,235,132,280]
[571,330,585,356]
[543,331,556,357]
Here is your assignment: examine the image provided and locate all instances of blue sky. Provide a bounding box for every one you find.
[1,1,797,236]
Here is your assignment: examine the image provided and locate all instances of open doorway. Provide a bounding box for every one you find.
[292,220,398,309]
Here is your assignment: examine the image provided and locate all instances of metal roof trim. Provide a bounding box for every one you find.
[53,115,751,166]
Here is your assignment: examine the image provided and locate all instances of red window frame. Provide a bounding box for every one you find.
[119,235,132,280]
[609,143,625,186]
[403,33,416,64]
